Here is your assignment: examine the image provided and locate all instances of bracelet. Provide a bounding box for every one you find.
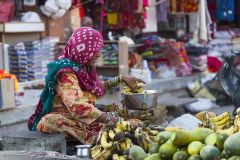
[108,75,122,88]
[104,115,111,123]
[118,117,124,123]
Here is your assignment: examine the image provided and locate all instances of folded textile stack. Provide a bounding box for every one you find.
[41,39,51,76]
[24,40,43,81]
[232,38,240,51]
[101,44,118,65]
[8,43,28,82]
[47,37,59,62]
[209,38,232,52]
[189,55,208,72]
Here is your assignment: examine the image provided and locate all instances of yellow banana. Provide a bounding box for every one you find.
[149,130,159,136]
[91,145,102,159]
[112,154,121,160]
[210,112,230,122]
[125,138,132,149]
[109,130,116,140]
[137,133,151,152]
[126,124,131,132]
[234,115,240,127]
[237,107,240,115]
[98,149,112,160]
[119,156,127,160]
[165,127,182,132]
[100,131,113,149]
[120,141,127,151]
[134,127,143,138]
[116,122,123,130]
[215,123,227,130]
[211,115,230,126]
[114,127,123,133]
[216,126,238,135]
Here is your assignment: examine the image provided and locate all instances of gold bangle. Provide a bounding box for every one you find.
[119,74,123,83]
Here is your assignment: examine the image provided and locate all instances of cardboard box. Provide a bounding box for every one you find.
[0,78,15,109]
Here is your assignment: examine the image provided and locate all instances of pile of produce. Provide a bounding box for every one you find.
[121,81,144,94]
[91,107,240,160]
[91,121,159,160]
[196,108,240,135]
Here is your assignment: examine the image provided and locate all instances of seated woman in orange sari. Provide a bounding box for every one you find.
[28,27,142,144]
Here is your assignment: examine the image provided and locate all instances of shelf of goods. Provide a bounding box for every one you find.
[96,40,129,77]
[0,22,45,86]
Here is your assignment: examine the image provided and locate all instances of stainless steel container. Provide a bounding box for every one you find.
[122,90,160,110]
[75,145,91,159]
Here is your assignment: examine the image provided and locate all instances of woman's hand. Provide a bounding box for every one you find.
[122,75,145,91]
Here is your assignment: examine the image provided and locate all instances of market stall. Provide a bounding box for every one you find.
[1,0,240,159]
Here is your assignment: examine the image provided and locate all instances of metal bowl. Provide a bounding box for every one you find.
[122,90,160,110]
[75,145,91,158]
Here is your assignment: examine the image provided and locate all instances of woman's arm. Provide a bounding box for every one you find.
[101,75,122,91]
[101,75,145,92]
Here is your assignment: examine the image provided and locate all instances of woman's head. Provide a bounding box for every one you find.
[81,16,93,28]
[60,27,104,66]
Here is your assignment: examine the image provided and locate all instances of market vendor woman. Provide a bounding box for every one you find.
[28,27,143,144]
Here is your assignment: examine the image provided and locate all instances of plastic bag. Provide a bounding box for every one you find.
[21,12,41,22]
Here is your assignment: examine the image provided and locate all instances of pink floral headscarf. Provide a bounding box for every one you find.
[59,27,104,96]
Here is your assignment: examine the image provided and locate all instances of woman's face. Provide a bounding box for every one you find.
[87,51,102,66]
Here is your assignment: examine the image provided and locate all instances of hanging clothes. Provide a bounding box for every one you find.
[107,13,118,25]
[194,0,212,42]
[156,0,169,22]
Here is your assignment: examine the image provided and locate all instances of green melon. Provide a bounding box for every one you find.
[143,153,160,160]
[216,133,228,151]
[188,155,202,160]
[173,150,188,160]
[205,133,217,145]
[155,131,172,145]
[200,145,220,160]
[224,132,240,157]
[159,139,177,159]
[228,156,240,160]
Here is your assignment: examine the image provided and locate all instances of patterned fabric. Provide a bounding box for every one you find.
[28,27,105,131]
[28,58,81,131]
[36,72,104,144]
[60,27,104,96]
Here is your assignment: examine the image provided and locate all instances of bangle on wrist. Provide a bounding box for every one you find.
[104,115,111,123]
[120,74,123,83]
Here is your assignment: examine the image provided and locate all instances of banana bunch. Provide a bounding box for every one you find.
[115,121,132,133]
[209,112,231,130]
[91,121,133,159]
[112,154,127,160]
[234,107,240,128]
[142,127,159,142]
[216,125,239,135]
[122,81,144,94]
[91,145,112,160]
[113,137,132,154]
[134,127,152,152]
[91,120,159,159]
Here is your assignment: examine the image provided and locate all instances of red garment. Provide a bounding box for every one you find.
[0,0,14,22]
[208,56,222,73]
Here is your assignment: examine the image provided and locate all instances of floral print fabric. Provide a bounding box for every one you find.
[37,72,104,144]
